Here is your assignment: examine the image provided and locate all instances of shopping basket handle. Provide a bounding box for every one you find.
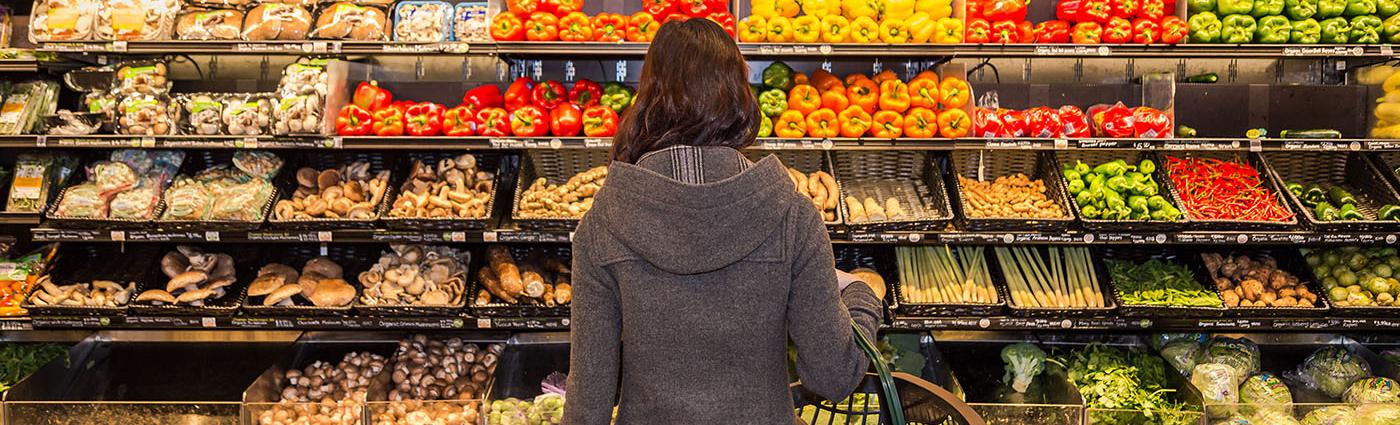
[851,321,906,425]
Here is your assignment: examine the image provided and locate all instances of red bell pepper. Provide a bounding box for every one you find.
[967,0,985,19]
[510,105,549,137]
[550,104,583,136]
[1024,107,1063,137]
[1133,107,1170,138]
[492,11,526,41]
[1017,20,1034,42]
[1071,22,1103,43]
[1059,105,1091,137]
[1137,0,1165,19]
[1131,18,1159,43]
[593,13,627,42]
[1034,20,1072,43]
[983,0,1028,22]
[372,108,405,136]
[505,77,535,111]
[476,108,512,136]
[1159,16,1186,44]
[507,0,540,15]
[1092,102,1135,138]
[1102,17,1132,43]
[463,85,504,111]
[998,108,1026,137]
[973,107,1004,137]
[525,12,559,41]
[706,11,736,38]
[582,105,619,137]
[627,11,659,41]
[569,79,603,107]
[1056,0,1085,21]
[679,0,710,17]
[1080,0,1112,22]
[336,104,373,136]
[644,0,677,20]
[662,13,690,26]
[442,106,476,137]
[352,81,392,112]
[405,102,445,136]
[991,20,1021,43]
[966,19,993,43]
[533,80,568,110]
[703,0,728,13]
[1109,0,1138,19]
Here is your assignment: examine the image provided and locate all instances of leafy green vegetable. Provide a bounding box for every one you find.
[1342,377,1400,404]
[1298,346,1371,399]
[1161,340,1201,375]
[1051,343,1198,425]
[1239,372,1293,416]
[1002,343,1046,393]
[0,343,68,392]
[1200,337,1262,383]
[1108,259,1225,307]
[1301,405,1357,425]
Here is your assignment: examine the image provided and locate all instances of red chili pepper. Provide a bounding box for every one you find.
[1165,156,1295,222]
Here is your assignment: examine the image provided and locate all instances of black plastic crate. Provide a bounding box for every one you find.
[128,245,256,317]
[1052,151,1189,232]
[510,150,609,231]
[469,245,571,318]
[22,245,161,317]
[1266,151,1400,232]
[352,245,472,317]
[381,152,507,231]
[1097,247,1227,318]
[1160,151,1299,231]
[832,151,953,233]
[990,246,1118,318]
[1191,247,1332,317]
[947,150,1075,232]
[153,150,282,232]
[241,244,381,317]
[882,246,1007,318]
[267,151,396,230]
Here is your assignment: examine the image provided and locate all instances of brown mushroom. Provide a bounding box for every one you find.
[135,289,177,304]
[177,288,215,303]
[296,167,319,187]
[160,251,189,278]
[249,274,285,297]
[205,276,237,291]
[264,284,302,306]
[209,254,236,280]
[167,271,209,292]
[317,169,342,190]
[259,263,300,282]
[303,257,343,279]
[310,279,356,307]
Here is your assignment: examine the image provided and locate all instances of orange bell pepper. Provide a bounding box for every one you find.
[903,107,938,138]
[560,12,594,41]
[913,70,939,82]
[938,77,970,109]
[526,12,560,41]
[766,16,794,42]
[775,110,807,138]
[739,16,768,41]
[937,108,971,138]
[794,72,810,86]
[805,108,840,137]
[821,15,850,42]
[592,13,627,42]
[844,73,871,86]
[871,110,904,138]
[908,77,939,109]
[626,11,658,42]
[838,106,872,138]
[850,16,879,42]
[872,69,899,85]
[811,70,844,92]
[877,80,910,113]
[821,90,849,112]
[846,78,879,114]
[787,84,821,116]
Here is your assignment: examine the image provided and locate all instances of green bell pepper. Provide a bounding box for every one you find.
[1219,0,1256,15]
[758,114,773,137]
[601,82,635,114]
[1345,0,1376,16]
[1384,13,1400,43]
[1067,179,1086,194]
[1351,14,1382,41]
[1291,18,1323,42]
[1257,15,1294,42]
[1080,205,1102,219]
[1191,12,1226,42]
[1074,161,1091,175]
[1320,17,1351,41]
[1223,14,1259,42]
[1063,169,1082,183]
[1076,186,1101,206]
[762,61,793,91]
[1253,0,1286,17]
[1286,0,1319,19]
[758,89,787,117]
[1302,183,1327,205]
[1380,0,1399,16]
[1318,0,1347,17]
[1191,0,1219,13]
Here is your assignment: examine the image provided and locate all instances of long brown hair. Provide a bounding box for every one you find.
[610,19,759,164]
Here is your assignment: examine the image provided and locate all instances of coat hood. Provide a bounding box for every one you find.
[590,154,794,275]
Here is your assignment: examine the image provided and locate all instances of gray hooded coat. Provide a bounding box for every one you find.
[562,146,883,425]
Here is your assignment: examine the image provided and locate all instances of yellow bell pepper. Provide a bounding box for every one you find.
[905,12,934,42]
[1359,65,1398,86]
[1385,71,1400,93]
[774,0,801,17]
[820,15,851,42]
[803,0,842,18]
[842,0,881,19]
[914,0,953,19]
[766,16,794,41]
[792,16,821,42]
[739,16,768,42]
[751,0,779,18]
[932,17,962,43]
[1373,123,1400,138]
[882,0,915,20]
[850,16,879,42]
[1377,102,1400,123]
[878,18,909,43]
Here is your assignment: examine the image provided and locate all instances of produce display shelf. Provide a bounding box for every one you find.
[888,316,1400,331]
[0,212,40,225]
[3,135,1400,152]
[37,41,491,56]
[0,59,40,72]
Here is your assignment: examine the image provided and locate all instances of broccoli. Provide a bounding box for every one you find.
[1002,342,1047,393]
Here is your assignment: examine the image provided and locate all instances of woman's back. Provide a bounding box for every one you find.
[563,146,883,424]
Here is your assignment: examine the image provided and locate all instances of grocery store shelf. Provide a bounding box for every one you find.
[886,315,1400,331]
[0,59,41,72]
[38,40,489,55]
[3,135,1398,151]
[0,212,41,225]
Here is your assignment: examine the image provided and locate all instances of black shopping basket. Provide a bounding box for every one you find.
[791,323,985,425]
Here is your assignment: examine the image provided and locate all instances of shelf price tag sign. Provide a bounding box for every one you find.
[35,135,46,147]
[564,61,576,82]
[615,61,628,81]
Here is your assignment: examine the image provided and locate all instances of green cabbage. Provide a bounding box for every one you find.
[1298,347,1372,399]
[1300,406,1357,425]
[1194,363,1241,419]
[1240,372,1294,416]
[1201,337,1262,382]
[1162,340,1202,376]
[1251,409,1302,425]
[1355,403,1400,425]
[1343,377,1400,404]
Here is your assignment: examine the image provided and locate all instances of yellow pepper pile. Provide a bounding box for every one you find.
[1365,65,1400,138]
[740,0,961,43]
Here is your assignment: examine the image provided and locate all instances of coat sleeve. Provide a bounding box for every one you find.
[784,204,883,402]
[562,233,622,425]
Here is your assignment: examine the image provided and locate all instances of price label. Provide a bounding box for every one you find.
[477,318,492,328]
[205,231,220,241]
[110,230,126,241]
[35,135,46,147]
[140,136,156,147]
[483,231,498,242]
[316,231,333,242]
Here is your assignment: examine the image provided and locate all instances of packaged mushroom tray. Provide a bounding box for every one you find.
[22,246,156,316]
[156,150,280,231]
[273,59,330,136]
[28,0,98,42]
[355,244,471,316]
[45,149,184,228]
[174,7,244,40]
[243,246,367,316]
[176,92,276,136]
[270,156,391,229]
[383,153,498,230]
[310,2,389,41]
[97,0,179,41]
[513,151,608,230]
[471,246,572,317]
[131,245,248,316]
[393,1,453,42]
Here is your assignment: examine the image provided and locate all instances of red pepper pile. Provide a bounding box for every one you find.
[1165,156,1295,222]
[972,102,1170,138]
[966,0,1186,44]
[335,78,624,138]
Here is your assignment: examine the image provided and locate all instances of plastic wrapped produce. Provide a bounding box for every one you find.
[1239,372,1292,415]
[1251,410,1302,425]
[108,186,159,219]
[311,2,387,40]
[1291,346,1372,399]
[174,8,243,40]
[277,59,329,98]
[116,93,173,135]
[113,61,170,97]
[241,3,311,40]
[1356,404,1400,423]
[0,81,60,135]
[185,0,253,7]
[207,178,273,220]
[231,150,283,179]
[273,95,322,135]
[52,184,106,218]
[221,93,273,135]
[96,0,178,41]
[85,91,117,122]
[1192,363,1240,419]
[28,0,98,42]
[90,161,138,195]
[1342,377,1400,404]
[1200,337,1263,383]
[159,177,211,220]
[1300,406,1357,425]
[453,2,489,41]
[178,93,224,135]
[394,1,451,42]
[1162,339,1202,375]
[7,155,59,213]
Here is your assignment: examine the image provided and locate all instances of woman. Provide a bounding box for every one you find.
[563,18,885,425]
